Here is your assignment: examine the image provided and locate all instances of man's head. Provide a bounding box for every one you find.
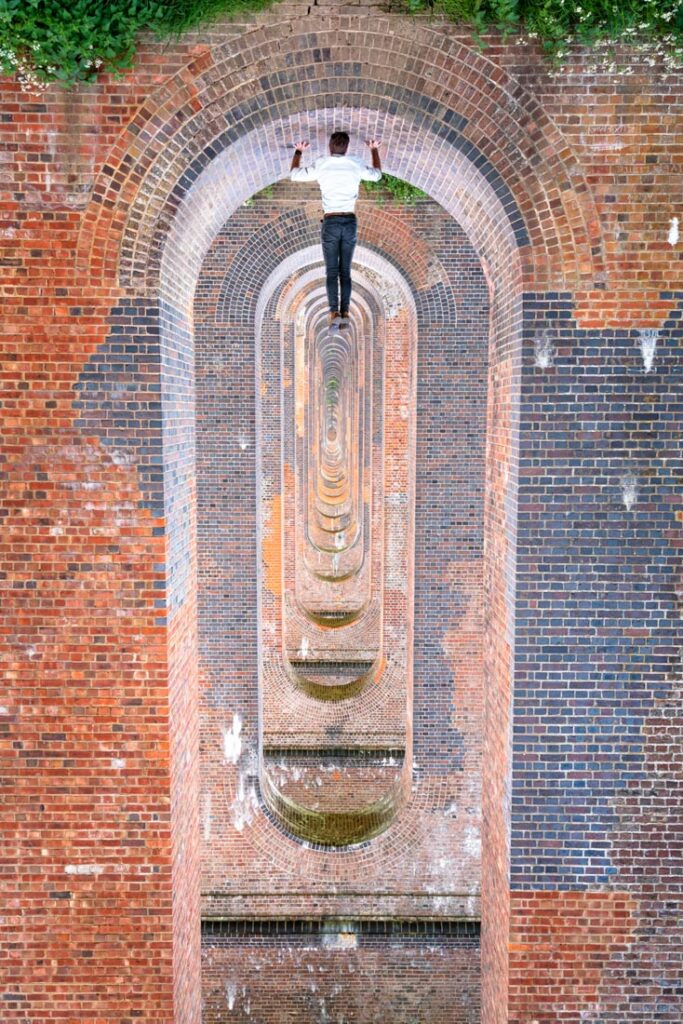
[329,131,350,155]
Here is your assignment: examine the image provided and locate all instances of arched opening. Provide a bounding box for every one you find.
[78,26,601,1015]
[253,244,417,846]
[157,108,518,1016]
[190,172,492,1016]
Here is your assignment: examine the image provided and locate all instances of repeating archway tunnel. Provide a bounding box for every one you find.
[192,172,492,1017]
[254,241,417,847]
[75,21,606,1021]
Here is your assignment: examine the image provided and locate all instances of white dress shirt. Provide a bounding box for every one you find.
[291,154,382,213]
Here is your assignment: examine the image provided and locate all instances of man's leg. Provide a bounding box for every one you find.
[321,218,341,314]
[339,216,357,316]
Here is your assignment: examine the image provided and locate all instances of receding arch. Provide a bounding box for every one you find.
[248,242,417,844]
[160,140,516,1017]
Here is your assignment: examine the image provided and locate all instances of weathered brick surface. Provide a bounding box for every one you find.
[508,891,637,1023]
[202,920,481,1022]
[513,297,681,887]
[507,296,682,1024]
[2,4,681,1021]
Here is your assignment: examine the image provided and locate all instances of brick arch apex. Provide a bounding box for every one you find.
[154,107,525,323]
[252,244,420,331]
[76,19,603,296]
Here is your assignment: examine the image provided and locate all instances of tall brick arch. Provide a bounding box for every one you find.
[145,110,522,1024]
[192,189,494,1017]
[72,16,604,1024]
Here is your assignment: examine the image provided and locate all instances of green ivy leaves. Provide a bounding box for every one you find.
[362,174,428,206]
[405,0,683,65]
[0,0,271,88]
[1,0,681,89]
[0,0,163,86]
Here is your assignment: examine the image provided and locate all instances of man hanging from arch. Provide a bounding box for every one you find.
[290,132,382,327]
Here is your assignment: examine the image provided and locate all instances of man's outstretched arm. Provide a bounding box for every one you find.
[361,138,382,181]
[290,140,316,181]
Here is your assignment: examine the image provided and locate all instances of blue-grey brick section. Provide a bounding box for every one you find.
[511,292,682,888]
[413,234,489,775]
[72,300,164,517]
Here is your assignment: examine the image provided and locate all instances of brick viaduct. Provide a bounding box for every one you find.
[1,1,681,1021]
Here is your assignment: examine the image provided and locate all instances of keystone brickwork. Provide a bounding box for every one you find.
[1,2,681,1022]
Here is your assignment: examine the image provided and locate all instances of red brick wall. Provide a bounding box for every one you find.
[508,892,637,1023]
[0,240,180,1017]
[3,4,681,1021]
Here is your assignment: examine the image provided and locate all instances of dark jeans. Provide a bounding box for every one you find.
[321,214,357,314]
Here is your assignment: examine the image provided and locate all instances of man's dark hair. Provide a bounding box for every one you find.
[329,131,350,155]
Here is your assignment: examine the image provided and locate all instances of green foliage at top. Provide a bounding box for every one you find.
[362,173,428,206]
[0,0,681,91]
[0,0,271,90]
[401,0,683,66]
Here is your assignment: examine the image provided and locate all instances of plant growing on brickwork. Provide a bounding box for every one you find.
[0,0,158,90]
[0,0,270,91]
[242,183,275,206]
[401,0,683,70]
[362,173,428,206]
[1,0,681,91]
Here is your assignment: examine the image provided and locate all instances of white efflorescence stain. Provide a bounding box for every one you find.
[223,713,243,764]
[225,981,237,1011]
[621,472,639,512]
[109,448,133,466]
[230,773,259,832]
[65,864,105,875]
[533,329,556,370]
[464,824,481,859]
[668,216,679,246]
[638,328,658,373]
[322,931,358,950]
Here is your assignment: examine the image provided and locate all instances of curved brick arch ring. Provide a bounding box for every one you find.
[135,105,524,308]
[71,14,602,1008]
[216,213,447,328]
[77,17,603,295]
